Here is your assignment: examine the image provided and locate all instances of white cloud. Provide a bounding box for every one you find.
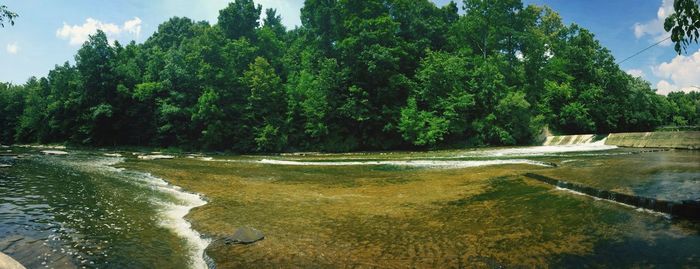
[626,69,644,78]
[123,17,142,39]
[652,48,700,95]
[633,0,673,46]
[5,42,18,54]
[56,17,143,46]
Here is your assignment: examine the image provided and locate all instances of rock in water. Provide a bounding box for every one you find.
[0,252,26,269]
[224,227,265,244]
[41,150,68,155]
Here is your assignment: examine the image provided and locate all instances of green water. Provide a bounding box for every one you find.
[0,149,209,269]
[1,143,699,268]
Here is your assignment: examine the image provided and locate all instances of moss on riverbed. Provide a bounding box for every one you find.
[124,153,700,268]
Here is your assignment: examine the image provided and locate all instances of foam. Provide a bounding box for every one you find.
[258,159,554,168]
[66,155,211,269]
[463,138,618,157]
[129,174,210,269]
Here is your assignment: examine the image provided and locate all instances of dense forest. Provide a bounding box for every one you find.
[1,0,699,152]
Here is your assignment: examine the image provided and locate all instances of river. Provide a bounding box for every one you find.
[1,140,699,268]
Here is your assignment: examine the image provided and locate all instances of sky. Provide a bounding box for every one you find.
[1,0,699,95]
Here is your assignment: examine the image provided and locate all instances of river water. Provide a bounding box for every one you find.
[0,149,209,269]
[0,141,698,268]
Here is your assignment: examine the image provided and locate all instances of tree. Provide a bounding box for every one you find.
[399,51,474,146]
[665,0,700,54]
[263,8,286,38]
[1,0,697,152]
[0,5,17,27]
[244,57,287,152]
[145,17,208,50]
[0,83,25,144]
[301,0,340,55]
[218,0,262,40]
[74,30,119,145]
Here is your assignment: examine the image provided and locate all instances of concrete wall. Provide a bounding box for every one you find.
[605,131,700,150]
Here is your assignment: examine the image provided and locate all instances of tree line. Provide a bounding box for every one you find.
[1,0,699,152]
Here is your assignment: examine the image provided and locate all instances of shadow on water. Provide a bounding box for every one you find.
[555,221,700,267]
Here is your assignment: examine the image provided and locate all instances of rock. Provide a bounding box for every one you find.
[138,155,175,160]
[41,150,68,155]
[223,227,265,245]
[0,252,26,269]
[0,164,11,168]
[104,153,122,157]
[0,236,75,269]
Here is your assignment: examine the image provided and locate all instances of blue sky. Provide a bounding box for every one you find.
[1,0,699,94]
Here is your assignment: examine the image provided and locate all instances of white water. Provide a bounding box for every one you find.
[140,173,210,269]
[554,187,671,219]
[462,138,617,157]
[258,159,555,168]
[543,134,596,146]
[62,155,211,269]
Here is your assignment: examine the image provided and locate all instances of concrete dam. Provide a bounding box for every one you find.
[543,131,700,149]
[535,131,700,219]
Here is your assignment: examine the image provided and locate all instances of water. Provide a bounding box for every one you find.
[0,150,209,269]
[1,141,699,268]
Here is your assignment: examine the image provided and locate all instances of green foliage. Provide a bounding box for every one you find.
[1,0,698,152]
[244,57,287,152]
[0,5,18,27]
[218,0,262,40]
[399,98,449,146]
[664,0,700,54]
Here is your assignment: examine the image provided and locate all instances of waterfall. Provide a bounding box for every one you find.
[543,134,598,146]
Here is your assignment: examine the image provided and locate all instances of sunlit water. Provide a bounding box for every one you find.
[1,141,699,268]
[0,150,209,269]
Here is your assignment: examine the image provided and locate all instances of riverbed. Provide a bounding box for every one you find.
[1,142,699,268]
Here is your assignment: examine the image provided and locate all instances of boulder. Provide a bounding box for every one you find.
[0,252,25,269]
[223,227,265,245]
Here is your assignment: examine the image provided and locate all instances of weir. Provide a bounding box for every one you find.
[542,134,598,146]
[543,131,700,149]
[524,173,700,219]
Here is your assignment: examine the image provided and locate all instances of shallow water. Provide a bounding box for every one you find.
[0,150,209,269]
[1,143,699,268]
[130,144,699,268]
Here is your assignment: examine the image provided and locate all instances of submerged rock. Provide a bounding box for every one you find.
[138,155,175,160]
[0,252,25,269]
[223,227,265,245]
[41,150,69,155]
